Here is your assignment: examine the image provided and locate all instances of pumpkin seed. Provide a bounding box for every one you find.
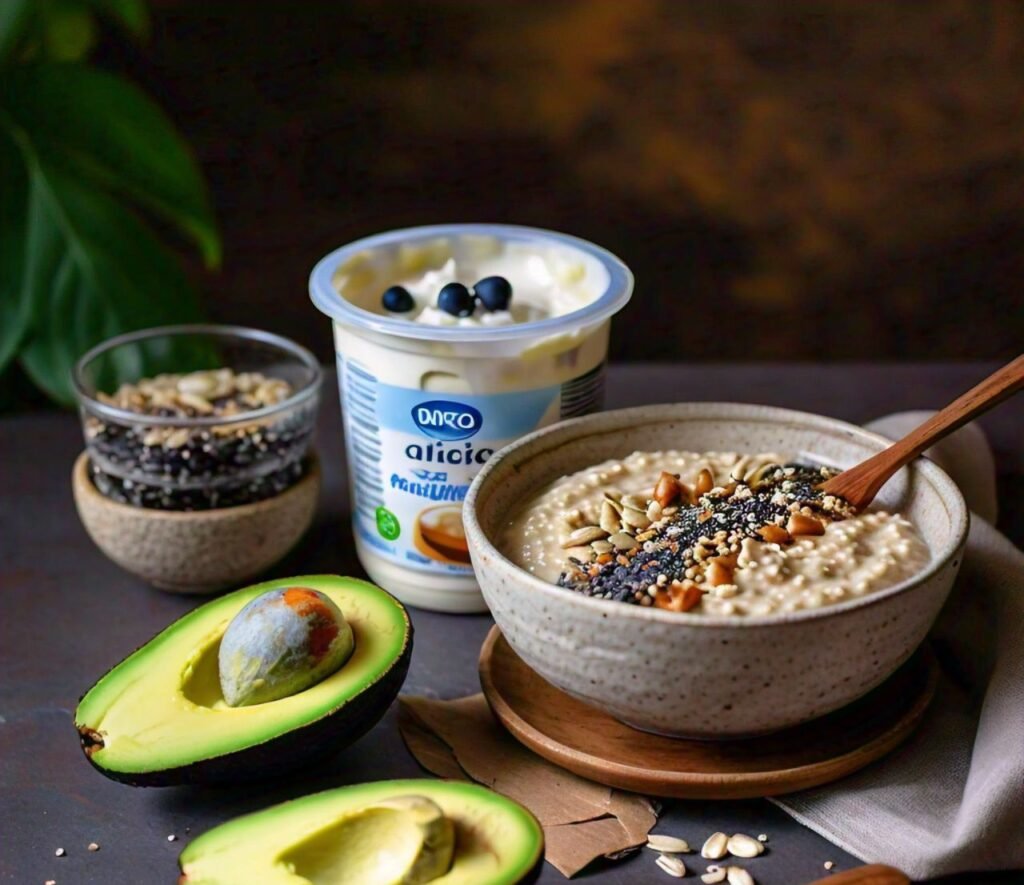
[609,531,638,551]
[655,854,686,878]
[561,526,608,548]
[647,835,690,853]
[726,834,763,858]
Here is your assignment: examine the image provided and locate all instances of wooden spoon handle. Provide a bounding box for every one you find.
[805,864,910,885]
[821,354,1024,509]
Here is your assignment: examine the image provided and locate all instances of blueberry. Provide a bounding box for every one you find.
[437,282,475,317]
[473,276,513,311]
[381,285,414,312]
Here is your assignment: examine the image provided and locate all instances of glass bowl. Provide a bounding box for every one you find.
[72,325,322,511]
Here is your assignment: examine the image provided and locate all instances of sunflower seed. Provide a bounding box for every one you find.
[646,835,690,853]
[622,493,648,510]
[164,429,190,448]
[622,507,652,530]
[600,500,622,534]
[701,832,729,860]
[727,833,764,858]
[609,532,638,551]
[177,392,214,414]
[177,372,217,396]
[702,868,727,885]
[726,867,755,885]
[561,526,608,548]
[655,854,686,877]
[647,500,663,521]
[602,492,623,512]
[591,540,614,554]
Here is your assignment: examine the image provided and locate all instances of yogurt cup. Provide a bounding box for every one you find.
[310,224,632,612]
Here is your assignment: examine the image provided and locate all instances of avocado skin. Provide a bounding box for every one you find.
[75,595,412,787]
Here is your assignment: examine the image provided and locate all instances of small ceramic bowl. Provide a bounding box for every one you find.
[72,451,320,594]
[464,403,968,738]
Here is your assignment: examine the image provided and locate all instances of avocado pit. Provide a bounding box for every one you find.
[219,586,355,707]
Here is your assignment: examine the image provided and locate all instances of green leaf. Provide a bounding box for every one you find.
[85,0,150,40]
[0,0,33,62]
[0,126,32,374]
[1,64,221,268]
[18,159,205,404]
[43,3,97,61]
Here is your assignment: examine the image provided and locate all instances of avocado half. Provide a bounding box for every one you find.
[179,779,544,885]
[75,575,412,786]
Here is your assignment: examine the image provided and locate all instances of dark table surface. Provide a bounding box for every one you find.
[3,362,1022,885]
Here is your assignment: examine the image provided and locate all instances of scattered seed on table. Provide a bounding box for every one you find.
[54,848,65,857]
[46,880,56,885]
[701,832,729,859]
[655,854,686,877]
[726,866,756,885]
[167,834,177,842]
[824,860,835,870]
[646,834,691,853]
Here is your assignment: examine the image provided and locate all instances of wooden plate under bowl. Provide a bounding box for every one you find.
[479,626,937,799]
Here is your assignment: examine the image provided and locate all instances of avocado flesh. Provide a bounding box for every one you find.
[179,780,544,885]
[75,576,410,782]
[279,795,454,885]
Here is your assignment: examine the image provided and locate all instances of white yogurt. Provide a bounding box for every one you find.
[310,225,632,612]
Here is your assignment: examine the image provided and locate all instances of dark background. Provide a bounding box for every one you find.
[103,0,1023,363]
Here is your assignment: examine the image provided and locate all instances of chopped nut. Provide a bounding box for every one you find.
[656,580,702,612]
[707,559,735,587]
[695,468,714,497]
[654,471,682,507]
[787,512,826,536]
[756,523,792,545]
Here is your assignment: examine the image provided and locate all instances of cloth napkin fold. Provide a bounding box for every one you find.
[773,412,1024,880]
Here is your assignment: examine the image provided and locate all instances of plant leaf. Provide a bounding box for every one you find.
[1,64,221,267]
[85,0,150,40]
[0,0,33,62]
[0,125,32,374]
[18,158,205,404]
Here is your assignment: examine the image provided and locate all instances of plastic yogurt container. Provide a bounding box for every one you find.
[310,224,632,611]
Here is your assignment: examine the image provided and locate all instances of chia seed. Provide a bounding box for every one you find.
[558,463,849,604]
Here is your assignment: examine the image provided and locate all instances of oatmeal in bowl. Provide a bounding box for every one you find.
[464,403,967,737]
[502,451,931,617]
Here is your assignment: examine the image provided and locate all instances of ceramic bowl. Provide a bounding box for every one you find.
[464,403,968,738]
[73,451,320,594]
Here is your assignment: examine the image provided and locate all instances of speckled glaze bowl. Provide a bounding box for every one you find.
[464,403,968,738]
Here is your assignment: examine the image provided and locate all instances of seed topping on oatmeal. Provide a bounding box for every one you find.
[556,462,856,610]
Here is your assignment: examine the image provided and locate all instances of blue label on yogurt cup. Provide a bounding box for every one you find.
[339,356,604,576]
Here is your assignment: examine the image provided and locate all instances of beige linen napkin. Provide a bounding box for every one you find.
[773,413,1024,880]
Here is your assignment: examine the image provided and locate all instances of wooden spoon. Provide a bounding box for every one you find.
[820,354,1024,510]
[805,864,910,885]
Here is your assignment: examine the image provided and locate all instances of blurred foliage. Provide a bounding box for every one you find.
[0,0,219,405]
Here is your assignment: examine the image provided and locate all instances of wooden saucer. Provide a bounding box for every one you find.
[479,627,937,799]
